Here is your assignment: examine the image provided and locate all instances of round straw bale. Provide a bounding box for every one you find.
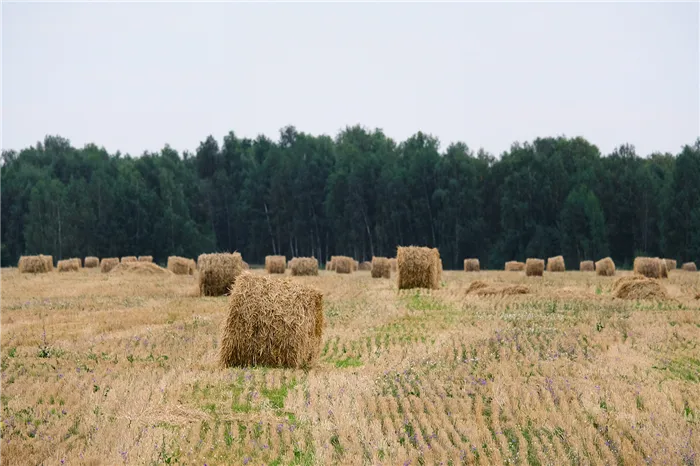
[525,258,544,277]
[84,256,99,268]
[613,275,669,300]
[664,259,677,271]
[138,256,153,263]
[121,256,137,263]
[682,262,697,272]
[633,257,666,279]
[546,255,566,272]
[18,255,51,273]
[100,258,119,273]
[397,246,441,290]
[334,256,354,274]
[505,261,525,271]
[198,252,245,296]
[167,256,192,275]
[595,257,615,276]
[291,257,319,276]
[219,272,324,369]
[265,255,286,274]
[371,256,391,279]
[57,259,80,272]
[464,258,480,272]
[359,261,372,271]
[579,260,594,272]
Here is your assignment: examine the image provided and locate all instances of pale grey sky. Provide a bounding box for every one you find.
[2,2,698,157]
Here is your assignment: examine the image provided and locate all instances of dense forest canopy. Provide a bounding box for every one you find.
[2,126,699,270]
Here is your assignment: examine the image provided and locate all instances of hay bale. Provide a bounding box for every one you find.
[580,260,594,272]
[110,262,170,275]
[613,275,669,300]
[100,258,119,273]
[326,257,336,271]
[219,272,324,369]
[265,255,286,274]
[595,257,616,276]
[389,258,397,272]
[505,261,525,271]
[121,256,137,263]
[371,256,391,279]
[352,260,359,272]
[633,257,667,279]
[138,256,153,263]
[525,258,544,277]
[464,258,480,272]
[198,252,245,296]
[167,256,192,275]
[397,246,441,290]
[291,257,319,276]
[664,259,677,271]
[466,280,529,296]
[57,259,79,272]
[18,255,50,273]
[359,261,372,271]
[546,255,566,272]
[682,262,697,272]
[84,256,99,268]
[40,254,54,271]
[334,256,354,274]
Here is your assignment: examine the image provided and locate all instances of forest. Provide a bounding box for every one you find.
[2,126,699,270]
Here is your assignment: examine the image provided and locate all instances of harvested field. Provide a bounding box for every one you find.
[1,269,698,465]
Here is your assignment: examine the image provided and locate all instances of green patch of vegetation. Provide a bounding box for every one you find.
[330,434,344,457]
[334,356,362,369]
[405,291,450,312]
[653,357,700,382]
[262,379,298,410]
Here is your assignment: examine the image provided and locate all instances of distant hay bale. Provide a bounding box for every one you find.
[397,246,441,290]
[389,258,397,272]
[168,256,192,275]
[505,261,525,271]
[464,258,480,272]
[371,256,391,279]
[219,272,324,369]
[84,256,99,268]
[634,257,667,279]
[138,256,153,263]
[359,261,372,271]
[327,257,336,271]
[525,258,544,277]
[18,255,50,273]
[57,259,79,272]
[100,258,119,273]
[40,254,54,271]
[198,253,245,296]
[334,256,354,274]
[352,260,359,272]
[580,260,594,272]
[664,259,677,271]
[546,255,565,272]
[110,262,170,275]
[466,280,529,296]
[265,255,286,274]
[613,275,669,300]
[291,257,319,276]
[595,257,616,276]
[682,262,697,272]
[121,256,137,263]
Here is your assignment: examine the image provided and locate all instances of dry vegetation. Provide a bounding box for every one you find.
[1,267,699,465]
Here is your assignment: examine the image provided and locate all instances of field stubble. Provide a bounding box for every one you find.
[1,268,699,465]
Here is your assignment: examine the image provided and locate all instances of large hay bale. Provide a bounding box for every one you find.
[265,255,286,274]
[389,258,397,272]
[358,261,372,271]
[18,255,50,273]
[334,256,354,274]
[371,256,391,279]
[595,257,616,276]
[634,257,667,279]
[397,246,441,290]
[613,275,669,300]
[219,272,324,369]
[57,259,80,272]
[580,260,594,272]
[198,253,245,296]
[138,256,153,263]
[121,256,137,263]
[682,262,697,272]
[464,258,480,272]
[168,256,192,275]
[505,261,525,271]
[40,254,54,271]
[84,256,99,268]
[525,258,544,277]
[110,262,170,275]
[664,259,677,271]
[291,257,319,276]
[546,255,566,272]
[100,258,119,273]
[466,280,529,296]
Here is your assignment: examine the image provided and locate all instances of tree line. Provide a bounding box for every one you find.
[2,126,699,270]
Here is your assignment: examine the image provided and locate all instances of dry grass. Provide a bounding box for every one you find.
[464,258,480,272]
[110,262,170,275]
[1,268,699,465]
[167,256,192,275]
[371,257,391,279]
[505,260,525,271]
[100,258,119,273]
[84,256,99,268]
[613,275,670,300]
[525,258,544,277]
[198,252,244,296]
[265,255,286,274]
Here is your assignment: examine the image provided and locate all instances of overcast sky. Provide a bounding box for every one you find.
[3,2,698,157]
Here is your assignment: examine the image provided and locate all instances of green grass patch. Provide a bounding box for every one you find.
[334,356,363,368]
